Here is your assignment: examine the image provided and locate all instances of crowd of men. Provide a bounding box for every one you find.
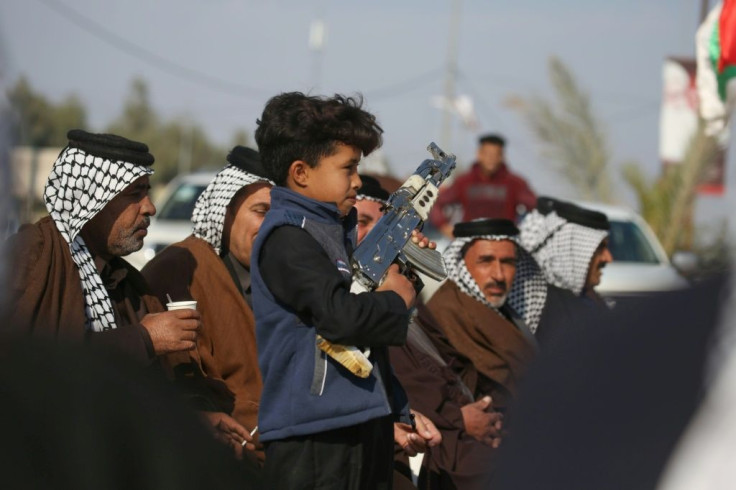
[5,93,616,489]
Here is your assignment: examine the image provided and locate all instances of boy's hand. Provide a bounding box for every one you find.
[377,264,416,309]
[411,229,437,249]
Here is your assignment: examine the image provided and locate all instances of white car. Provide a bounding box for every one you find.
[126,172,217,270]
[574,202,690,298]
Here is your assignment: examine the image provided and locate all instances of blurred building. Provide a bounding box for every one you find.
[10,146,62,222]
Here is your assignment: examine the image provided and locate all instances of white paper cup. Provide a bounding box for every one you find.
[166,300,198,311]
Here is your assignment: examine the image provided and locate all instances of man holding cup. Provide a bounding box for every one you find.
[142,147,272,466]
[7,130,201,364]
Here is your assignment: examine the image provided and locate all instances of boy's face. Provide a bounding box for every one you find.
[297,143,362,216]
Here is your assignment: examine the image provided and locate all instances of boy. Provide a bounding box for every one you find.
[251,92,420,489]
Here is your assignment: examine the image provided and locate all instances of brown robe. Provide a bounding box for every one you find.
[142,235,263,459]
[425,280,536,410]
[389,304,496,490]
[7,216,162,365]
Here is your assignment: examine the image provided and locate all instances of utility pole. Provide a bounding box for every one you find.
[178,120,193,176]
[441,0,463,150]
[308,0,328,92]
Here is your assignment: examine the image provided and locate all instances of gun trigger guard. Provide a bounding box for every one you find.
[404,267,425,294]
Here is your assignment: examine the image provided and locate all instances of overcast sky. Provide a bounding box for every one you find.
[2,0,733,235]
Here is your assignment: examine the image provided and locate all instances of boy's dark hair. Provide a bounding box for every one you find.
[478,133,506,148]
[255,92,383,186]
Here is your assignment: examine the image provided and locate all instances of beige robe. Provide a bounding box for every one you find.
[142,235,263,460]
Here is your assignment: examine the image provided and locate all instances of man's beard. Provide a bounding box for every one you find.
[487,292,509,309]
[483,281,509,308]
[111,217,150,257]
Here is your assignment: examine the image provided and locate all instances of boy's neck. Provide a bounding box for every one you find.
[272,186,348,220]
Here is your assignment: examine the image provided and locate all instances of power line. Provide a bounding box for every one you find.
[34,0,272,99]
[456,70,508,130]
[34,0,445,106]
[364,68,443,101]
[604,102,660,124]
[460,68,660,107]
[455,69,553,164]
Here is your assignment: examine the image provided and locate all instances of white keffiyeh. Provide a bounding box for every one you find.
[191,164,271,254]
[43,146,153,332]
[443,235,548,333]
[356,194,386,205]
[519,209,609,296]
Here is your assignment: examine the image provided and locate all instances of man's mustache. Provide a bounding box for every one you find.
[483,280,507,293]
[135,217,151,230]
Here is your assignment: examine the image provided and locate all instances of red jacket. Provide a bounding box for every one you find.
[430,162,536,226]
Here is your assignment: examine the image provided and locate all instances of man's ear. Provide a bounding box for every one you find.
[289,160,310,188]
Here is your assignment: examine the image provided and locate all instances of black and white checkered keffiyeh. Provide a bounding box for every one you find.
[44,146,153,332]
[356,194,386,205]
[443,235,548,333]
[191,164,272,254]
[519,209,609,295]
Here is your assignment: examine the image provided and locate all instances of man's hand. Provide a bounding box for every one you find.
[411,229,437,249]
[378,264,417,309]
[200,412,254,459]
[460,396,503,448]
[394,410,443,457]
[140,309,201,355]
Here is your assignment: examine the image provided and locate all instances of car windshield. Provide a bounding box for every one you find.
[157,182,208,220]
[608,220,660,264]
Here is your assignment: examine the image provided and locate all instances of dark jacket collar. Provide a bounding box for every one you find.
[270,186,357,229]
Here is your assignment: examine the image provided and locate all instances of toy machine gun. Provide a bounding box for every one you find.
[316,142,457,377]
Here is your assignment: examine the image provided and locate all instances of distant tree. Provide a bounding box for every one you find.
[7,76,87,147]
[8,75,251,186]
[515,57,723,256]
[107,78,225,184]
[51,95,87,146]
[230,128,250,148]
[107,78,158,137]
[623,122,718,254]
[511,56,615,203]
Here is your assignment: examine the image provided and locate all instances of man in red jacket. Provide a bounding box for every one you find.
[430,133,536,237]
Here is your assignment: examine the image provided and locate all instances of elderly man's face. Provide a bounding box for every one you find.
[585,238,613,291]
[81,175,155,260]
[355,198,383,244]
[224,182,272,268]
[463,239,517,307]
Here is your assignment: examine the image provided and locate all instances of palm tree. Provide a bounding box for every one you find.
[513,56,615,203]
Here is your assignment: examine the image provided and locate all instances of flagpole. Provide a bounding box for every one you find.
[700,0,709,23]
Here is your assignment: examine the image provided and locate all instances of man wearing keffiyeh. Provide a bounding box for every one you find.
[519,197,613,304]
[142,146,272,468]
[425,219,539,413]
[8,130,201,364]
[516,197,614,347]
